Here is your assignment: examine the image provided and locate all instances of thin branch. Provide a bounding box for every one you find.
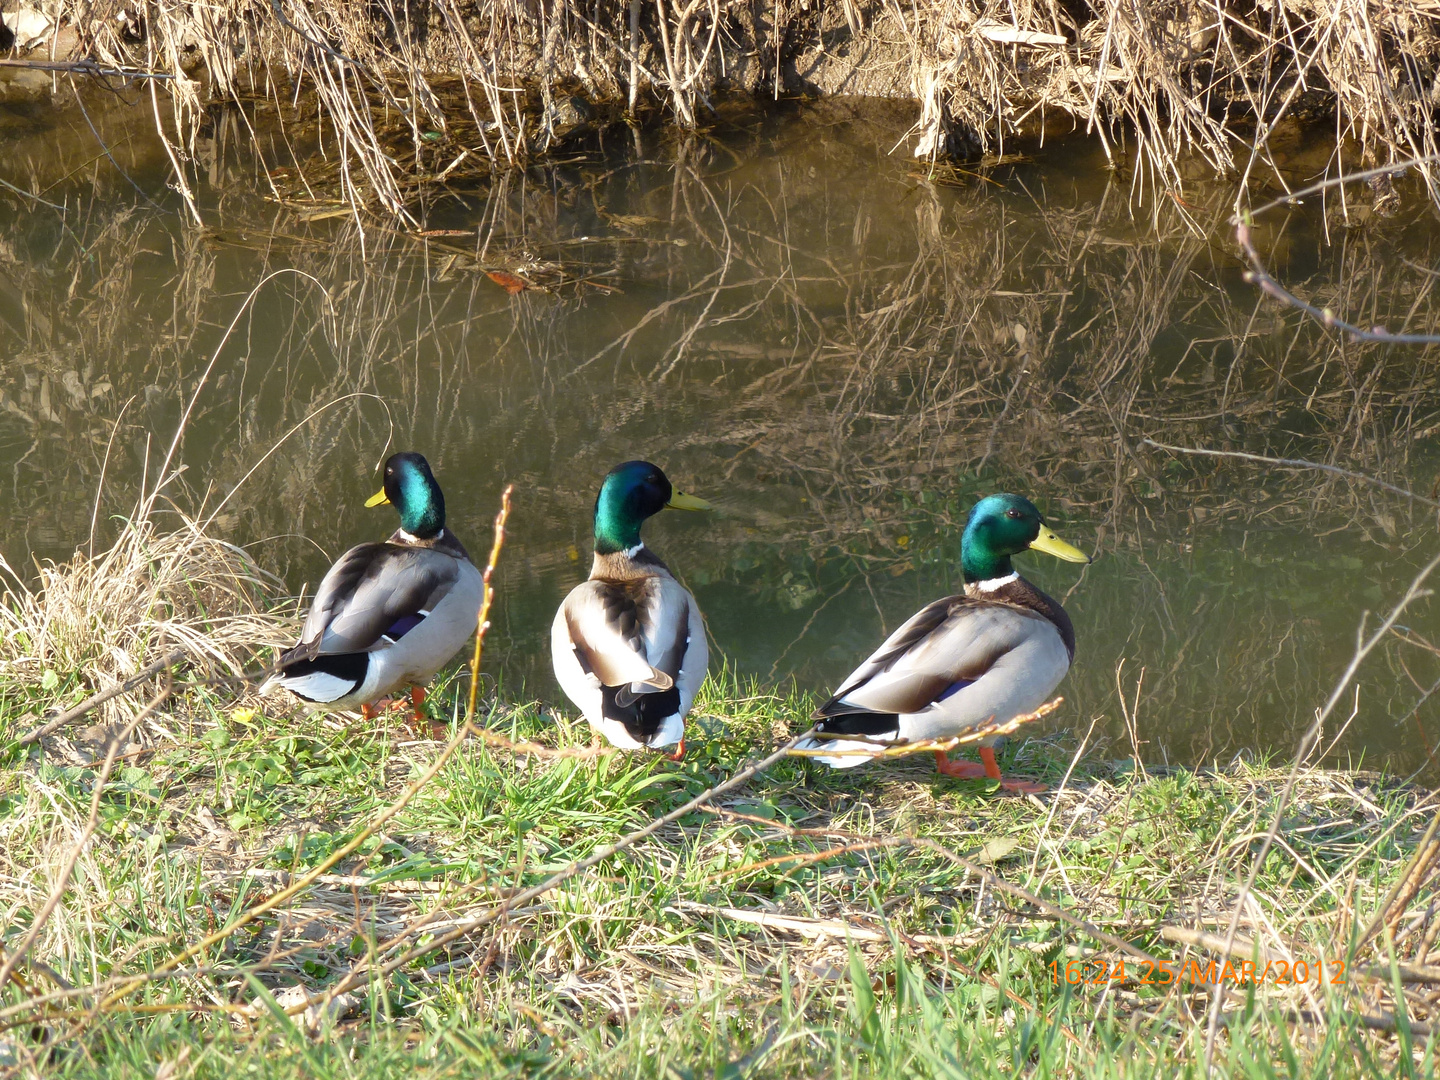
[16,649,187,746]
[1235,219,1440,345]
[0,175,66,210]
[0,682,171,992]
[1244,156,1440,220]
[1139,439,1440,509]
[1233,156,1440,345]
[0,58,174,80]
[466,485,513,718]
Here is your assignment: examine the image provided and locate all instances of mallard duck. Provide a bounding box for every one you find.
[794,493,1089,793]
[551,460,711,754]
[262,452,482,723]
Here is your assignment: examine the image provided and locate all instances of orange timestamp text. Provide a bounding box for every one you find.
[1049,957,1347,988]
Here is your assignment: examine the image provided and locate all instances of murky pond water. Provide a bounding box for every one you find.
[3,95,1439,775]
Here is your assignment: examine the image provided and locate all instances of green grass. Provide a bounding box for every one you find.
[1,664,1435,1078]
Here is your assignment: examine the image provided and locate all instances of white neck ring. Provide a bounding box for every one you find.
[974,572,1018,592]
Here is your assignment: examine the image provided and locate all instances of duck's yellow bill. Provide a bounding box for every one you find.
[666,491,712,511]
[1030,527,1090,563]
[364,489,390,508]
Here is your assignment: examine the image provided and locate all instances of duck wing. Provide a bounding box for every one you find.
[816,596,1053,719]
[559,578,675,692]
[553,575,707,749]
[284,543,464,662]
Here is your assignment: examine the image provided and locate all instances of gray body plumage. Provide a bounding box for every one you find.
[796,576,1073,767]
[263,528,482,711]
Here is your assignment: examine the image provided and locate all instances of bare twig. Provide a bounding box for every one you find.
[1139,440,1440,510]
[86,486,516,1017]
[0,682,170,992]
[16,649,188,746]
[466,485,514,719]
[1160,925,1274,964]
[0,58,174,79]
[788,698,1063,758]
[1235,219,1440,346]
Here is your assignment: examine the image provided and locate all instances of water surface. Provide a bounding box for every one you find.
[3,95,1439,775]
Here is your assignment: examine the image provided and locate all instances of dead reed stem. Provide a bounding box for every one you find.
[81,483,515,1019]
[21,0,1440,214]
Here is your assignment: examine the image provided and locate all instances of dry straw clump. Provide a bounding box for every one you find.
[12,0,1440,212]
[0,506,291,731]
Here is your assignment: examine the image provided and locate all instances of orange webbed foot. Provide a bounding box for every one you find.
[980,746,1047,795]
[662,738,686,762]
[933,751,987,779]
[399,685,445,739]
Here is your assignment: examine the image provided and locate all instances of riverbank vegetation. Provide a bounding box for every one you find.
[5,0,1440,214]
[5,101,1440,767]
[1,498,1439,1075]
[4,70,1440,1074]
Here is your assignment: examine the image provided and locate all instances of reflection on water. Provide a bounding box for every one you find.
[2,95,1439,775]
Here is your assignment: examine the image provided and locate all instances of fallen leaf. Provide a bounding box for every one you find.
[486,270,529,295]
[973,837,1022,864]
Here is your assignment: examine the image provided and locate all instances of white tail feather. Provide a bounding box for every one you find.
[274,669,359,703]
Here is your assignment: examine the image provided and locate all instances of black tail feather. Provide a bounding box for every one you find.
[602,684,680,744]
[275,651,369,702]
[812,709,901,737]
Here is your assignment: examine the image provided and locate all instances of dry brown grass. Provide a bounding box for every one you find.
[11,0,1440,213]
[0,507,292,730]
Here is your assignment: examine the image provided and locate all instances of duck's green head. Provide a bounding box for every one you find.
[593,460,711,555]
[366,452,445,538]
[961,493,1089,583]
